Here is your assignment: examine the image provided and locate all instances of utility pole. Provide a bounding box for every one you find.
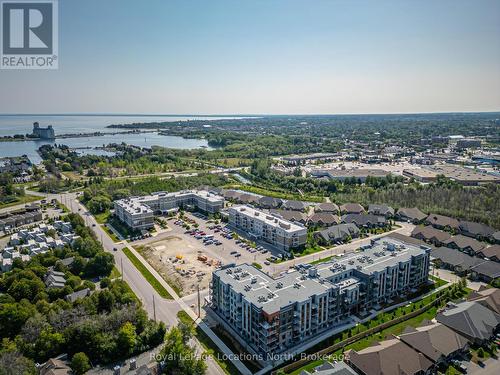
[197,285,201,318]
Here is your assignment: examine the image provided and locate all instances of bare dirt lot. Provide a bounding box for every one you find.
[137,235,223,296]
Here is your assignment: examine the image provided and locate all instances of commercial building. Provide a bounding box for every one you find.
[210,237,431,357]
[114,190,224,230]
[404,165,500,185]
[311,168,391,182]
[228,205,307,251]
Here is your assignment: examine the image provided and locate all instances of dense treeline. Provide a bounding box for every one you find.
[0,213,165,372]
[335,180,500,229]
[247,160,500,229]
[39,144,209,177]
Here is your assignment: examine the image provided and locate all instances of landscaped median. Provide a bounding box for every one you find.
[122,247,173,299]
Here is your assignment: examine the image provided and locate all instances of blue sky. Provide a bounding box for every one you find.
[0,0,499,114]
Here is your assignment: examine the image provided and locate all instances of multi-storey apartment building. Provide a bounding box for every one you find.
[114,190,224,230]
[210,237,430,357]
[228,205,307,251]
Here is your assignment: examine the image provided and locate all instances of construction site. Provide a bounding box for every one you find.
[136,235,223,295]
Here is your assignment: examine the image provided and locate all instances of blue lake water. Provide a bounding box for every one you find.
[0,115,247,163]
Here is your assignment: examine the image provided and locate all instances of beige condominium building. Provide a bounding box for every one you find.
[114,190,224,230]
[228,205,307,251]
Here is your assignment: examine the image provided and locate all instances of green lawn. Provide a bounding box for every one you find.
[285,284,470,374]
[102,224,121,242]
[109,266,121,279]
[310,255,334,265]
[94,210,111,224]
[176,311,241,375]
[0,194,40,209]
[224,183,324,202]
[122,247,173,299]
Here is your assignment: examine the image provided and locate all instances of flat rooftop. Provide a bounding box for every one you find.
[215,237,430,314]
[229,205,306,233]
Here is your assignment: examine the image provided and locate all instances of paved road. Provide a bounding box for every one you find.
[431,266,487,291]
[30,190,228,375]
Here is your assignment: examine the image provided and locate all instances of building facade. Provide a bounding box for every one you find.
[228,205,307,251]
[210,237,431,357]
[32,122,55,139]
[114,190,224,230]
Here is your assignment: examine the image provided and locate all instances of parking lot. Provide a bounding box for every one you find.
[133,212,275,295]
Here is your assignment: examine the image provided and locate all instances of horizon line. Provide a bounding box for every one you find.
[0,110,499,117]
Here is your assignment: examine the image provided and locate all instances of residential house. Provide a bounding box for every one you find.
[39,357,72,375]
[346,338,433,375]
[270,209,308,225]
[258,196,283,209]
[478,245,500,262]
[469,261,500,283]
[340,203,365,214]
[314,202,340,214]
[307,212,340,227]
[342,214,387,228]
[44,270,66,289]
[411,226,451,246]
[425,214,460,231]
[436,301,500,345]
[398,322,469,366]
[458,221,496,241]
[314,223,360,245]
[299,361,357,375]
[396,207,427,224]
[368,204,395,218]
[443,235,486,256]
[65,288,90,302]
[281,200,308,212]
[430,247,485,276]
[468,287,500,315]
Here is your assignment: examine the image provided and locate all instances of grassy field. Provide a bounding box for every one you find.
[176,311,241,375]
[122,247,173,299]
[94,211,111,224]
[109,266,121,279]
[0,194,40,209]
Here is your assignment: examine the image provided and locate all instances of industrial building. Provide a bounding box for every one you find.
[228,205,307,251]
[210,237,431,357]
[114,190,224,230]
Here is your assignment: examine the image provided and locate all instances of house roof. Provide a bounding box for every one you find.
[340,203,365,214]
[316,224,360,242]
[412,226,451,243]
[341,213,387,226]
[270,209,307,223]
[258,196,283,208]
[430,247,485,270]
[479,245,500,260]
[315,202,340,213]
[39,358,71,375]
[459,221,496,237]
[398,322,469,362]
[368,204,395,216]
[347,338,433,375]
[282,200,308,211]
[65,288,90,303]
[470,261,500,279]
[436,301,500,341]
[426,214,460,229]
[468,288,500,314]
[308,212,340,226]
[300,361,358,375]
[397,207,427,221]
[387,233,436,250]
[443,235,486,253]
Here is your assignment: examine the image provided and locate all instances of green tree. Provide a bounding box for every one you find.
[71,352,91,375]
[117,322,137,356]
[159,326,206,375]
